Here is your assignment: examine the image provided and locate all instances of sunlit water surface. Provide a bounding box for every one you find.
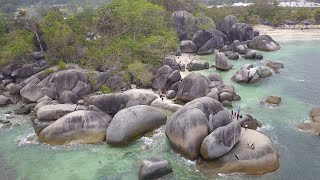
[1,40,320,180]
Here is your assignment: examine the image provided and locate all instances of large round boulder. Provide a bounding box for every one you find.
[176,72,211,102]
[196,16,215,31]
[215,52,232,70]
[163,57,179,70]
[36,104,80,121]
[197,39,216,55]
[167,70,181,84]
[230,23,254,42]
[6,83,22,95]
[34,100,58,113]
[38,110,112,145]
[200,122,241,159]
[217,15,238,43]
[171,11,197,40]
[186,60,208,71]
[180,40,198,53]
[232,68,249,84]
[197,128,280,175]
[152,65,173,91]
[248,35,280,51]
[123,89,158,107]
[165,97,224,160]
[207,73,222,82]
[192,30,212,49]
[58,91,79,104]
[86,93,129,115]
[259,67,273,78]
[106,105,167,145]
[208,110,233,133]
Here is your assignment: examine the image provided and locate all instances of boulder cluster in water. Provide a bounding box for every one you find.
[298,107,320,135]
[0,12,285,179]
[165,97,279,175]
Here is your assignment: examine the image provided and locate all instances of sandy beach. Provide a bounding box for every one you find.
[169,53,203,78]
[254,25,320,42]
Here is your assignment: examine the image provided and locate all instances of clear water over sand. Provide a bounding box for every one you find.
[1,40,320,180]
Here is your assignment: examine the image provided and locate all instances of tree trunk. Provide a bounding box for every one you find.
[34,30,44,52]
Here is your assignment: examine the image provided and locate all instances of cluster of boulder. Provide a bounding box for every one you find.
[165,97,280,175]
[0,59,130,111]
[232,64,273,84]
[172,13,280,56]
[0,52,48,85]
[32,89,168,146]
[153,57,240,107]
[298,107,320,135]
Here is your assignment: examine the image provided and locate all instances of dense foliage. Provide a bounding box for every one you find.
[0,0,178,87]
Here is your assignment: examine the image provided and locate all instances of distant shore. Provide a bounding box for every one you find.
[254,25,320,42]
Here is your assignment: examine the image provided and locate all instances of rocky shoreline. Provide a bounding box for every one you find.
[0,12,288,179]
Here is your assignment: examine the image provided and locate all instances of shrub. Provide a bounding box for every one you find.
[87,71,99,90]
[127,62,153,87]
[101,84,112,94]
[57,61,67,70]
[43,69,56,76]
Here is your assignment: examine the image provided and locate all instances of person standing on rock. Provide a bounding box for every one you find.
[237,107,240,120]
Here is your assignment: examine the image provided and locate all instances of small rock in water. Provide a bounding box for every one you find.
[265,96,281,105]
[139,157,173,180]
[1,120,11,124]
[1,122,12,128]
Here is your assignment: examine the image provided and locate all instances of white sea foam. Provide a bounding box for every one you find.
[140,137,153,146]
[180,156,196,166]
[258,123,273,132]
[17,133,39,146]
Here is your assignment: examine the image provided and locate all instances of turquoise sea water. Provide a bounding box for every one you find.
[1,40,320,180]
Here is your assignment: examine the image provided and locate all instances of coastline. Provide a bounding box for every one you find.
[254,25,320,42]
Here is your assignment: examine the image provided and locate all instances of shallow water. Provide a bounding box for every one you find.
[1,40,320,180]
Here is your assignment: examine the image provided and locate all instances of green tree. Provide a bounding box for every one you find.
[252,0,276,22]
[41,8,78,64]
[0,29,35,67]
[87,0,177,68]
[314,9,320,28]
[292,8,310,23]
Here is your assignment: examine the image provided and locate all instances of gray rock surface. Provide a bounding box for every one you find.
[139,157,173,180]
[200,122,241,159]
[208,110,233,133]
[106,105,167,145]
[165,97,224,160]
[215,52,232,70]
[176,72,211,102]
[38,110,111,145]
[180,40,198,53]
[249,35,280,51]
